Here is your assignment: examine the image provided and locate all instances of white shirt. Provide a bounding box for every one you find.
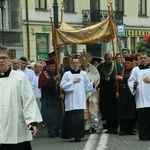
[128,66,150,108]
[60,70,96,111]
[33,76,41,99]
[0,70,42,144]
[20,68,36,90]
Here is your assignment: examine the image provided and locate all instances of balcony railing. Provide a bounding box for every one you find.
[82,10,123,24]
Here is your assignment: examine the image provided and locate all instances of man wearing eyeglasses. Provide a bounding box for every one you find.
[0,45,42,150]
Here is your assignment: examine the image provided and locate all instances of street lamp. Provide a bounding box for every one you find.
[0,0,5,45]
[53,0,59,28]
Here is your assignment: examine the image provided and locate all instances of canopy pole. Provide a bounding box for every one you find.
[109,1,124,67]
[49,11,65,115]
[107,4,119,96]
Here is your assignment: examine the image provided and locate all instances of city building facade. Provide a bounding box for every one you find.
[0,0,150,60]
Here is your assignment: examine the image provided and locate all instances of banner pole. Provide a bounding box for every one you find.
[109,1,124,67]
[107,4,119,96]
[49,12,65,116]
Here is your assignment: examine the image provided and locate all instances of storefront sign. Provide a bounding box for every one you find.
[117,25,124,35]
[42,26,52,33]
[125,30,150,36]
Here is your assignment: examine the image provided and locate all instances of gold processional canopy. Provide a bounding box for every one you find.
[54,16,116,46]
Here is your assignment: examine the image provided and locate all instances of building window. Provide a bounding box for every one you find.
[90,0,100,10]
[64,44,76,56]
[9,49,16,59]
[139,37,143,41]
[0,7,6,30]
[115,0,124,12]
[64,0,74,12]
[138,0,147,16]
[131,37,136,50]
[0,0,7,30]
[36,34,49,61]
[120,37,127,48]
[35,0,47,10]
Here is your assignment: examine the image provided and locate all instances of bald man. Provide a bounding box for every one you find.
[97,53,123,134]
[12,58,20,70]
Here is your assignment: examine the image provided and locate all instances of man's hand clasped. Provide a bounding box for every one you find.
[73,78,98,85]
[143,77,150,83]
[73,77,81,83]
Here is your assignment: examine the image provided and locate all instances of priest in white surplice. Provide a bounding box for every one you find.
[0,46,42,150]
[60,56,98,142]
[128,52,150,141]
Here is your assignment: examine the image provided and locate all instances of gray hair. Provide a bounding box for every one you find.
[140,51,148,56]
[0,45,10,57]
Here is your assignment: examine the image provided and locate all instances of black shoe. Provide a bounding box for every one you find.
[55,133,60,137]
[112,130,118,134]
[140,138,150,141]
[69,137,81,142]
[49,134,55,138]
[84,130,90,135]
[105,130,117,134]
[119,131,126,136]
[105,130,112,133]
[75,138,81,142]
[103,124,107,129]
[127,132,135,135]
[133,128,138,132]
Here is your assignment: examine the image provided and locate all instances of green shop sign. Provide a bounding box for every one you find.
[42,26,52,33]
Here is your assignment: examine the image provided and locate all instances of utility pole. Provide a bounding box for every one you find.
[0,0,5,45]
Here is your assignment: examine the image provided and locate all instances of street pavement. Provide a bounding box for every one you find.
[31,127,99,150]
[106,131,150,150]
[31,127,150,150]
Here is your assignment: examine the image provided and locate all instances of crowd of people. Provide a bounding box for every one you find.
[1,44,150,149]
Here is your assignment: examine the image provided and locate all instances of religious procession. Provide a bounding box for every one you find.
[1,0,150,150]
[0,32,150,148]
[1,39,150,150]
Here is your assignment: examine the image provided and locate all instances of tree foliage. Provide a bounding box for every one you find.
[136,34,150,56]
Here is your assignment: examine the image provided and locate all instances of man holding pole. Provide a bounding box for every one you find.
[39,58,63,138]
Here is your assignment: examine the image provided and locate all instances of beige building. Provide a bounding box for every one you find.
[1,0,150,60]
[114,0,150,53]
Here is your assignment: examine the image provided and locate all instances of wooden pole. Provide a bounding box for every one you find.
[49,11,65,115]
[107,4,119,95]
[109,1,124,67]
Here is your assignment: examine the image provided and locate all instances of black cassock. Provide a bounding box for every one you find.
[0,142,32,150]
[118,76,136,119]
[61,110,84,139]
[100,79,118,119]
[61,69,84,140]
[118,74,136,134]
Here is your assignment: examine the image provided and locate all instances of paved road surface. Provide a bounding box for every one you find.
[31,127,150,150]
